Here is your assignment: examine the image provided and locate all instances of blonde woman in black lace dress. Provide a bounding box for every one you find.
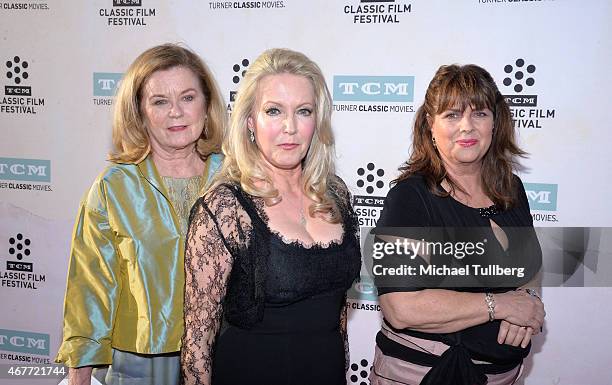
[181,48,361,385]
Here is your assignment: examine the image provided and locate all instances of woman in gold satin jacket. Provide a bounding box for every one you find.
[55,44,226,385]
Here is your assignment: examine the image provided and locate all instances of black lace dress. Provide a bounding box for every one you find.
[182,180,361,385]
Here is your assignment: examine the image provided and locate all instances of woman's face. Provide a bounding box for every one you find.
[430,105,494,169]
[248,73,316,172]
[140,66,207,155]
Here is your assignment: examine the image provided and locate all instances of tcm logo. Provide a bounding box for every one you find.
[524,183,558,211]
[0,158,50,182]
[502,58,537,106]
[505,95,538,107]
[113,0,142,5]
[0,329,49,356]
[353,196,385,208]
[93,73,123,96]
[5,56,31,96]
[347,274,378,301]
[333,76,414,102]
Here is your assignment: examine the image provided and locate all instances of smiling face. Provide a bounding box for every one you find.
[248,73,316,172]
[430,105,494,168]
[140,66,207,155]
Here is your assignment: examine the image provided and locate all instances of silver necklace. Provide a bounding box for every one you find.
[287,192,306,227]
[298,193,306,227]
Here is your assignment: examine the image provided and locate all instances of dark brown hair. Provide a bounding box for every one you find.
[394,64,526,209]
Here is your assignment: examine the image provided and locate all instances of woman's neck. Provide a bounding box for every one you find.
[443,162,492,207]
[151,147,205,178]
[270,167,303,196]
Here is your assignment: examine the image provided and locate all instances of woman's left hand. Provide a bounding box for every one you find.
[497,320,534,348]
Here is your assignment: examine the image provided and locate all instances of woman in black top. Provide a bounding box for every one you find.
[370,64,545,385]
[181,48,361,385]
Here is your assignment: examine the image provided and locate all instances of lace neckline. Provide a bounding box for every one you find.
[250,193,349,251]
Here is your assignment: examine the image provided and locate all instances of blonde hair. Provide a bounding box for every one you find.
[109,43,226,163]
[211,48,340,222]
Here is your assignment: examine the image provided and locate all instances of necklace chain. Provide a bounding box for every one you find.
[298,193,306,226]
[286,192,306,227]
[279,179,308,226]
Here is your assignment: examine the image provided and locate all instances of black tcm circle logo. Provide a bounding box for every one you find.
[6,56,29,85]
[349,358,371,384]
[357,163,385,195]
[8,233,31,260]
[503,58,535,93]
[232,59,250,84]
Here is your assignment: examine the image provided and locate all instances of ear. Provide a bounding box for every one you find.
[247,115,254,129]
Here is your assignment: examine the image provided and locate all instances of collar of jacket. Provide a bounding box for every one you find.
[135,154,182,233]
[136,154,170,200]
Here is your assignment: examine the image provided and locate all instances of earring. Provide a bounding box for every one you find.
[249,128,255,143]
[432,136,437,149]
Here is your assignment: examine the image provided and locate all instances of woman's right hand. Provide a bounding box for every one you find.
[494,290,545,331]
[68,367,93,385]
[497,320,534,348]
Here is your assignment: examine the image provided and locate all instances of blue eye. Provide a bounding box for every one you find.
[266,107,280,116]
[153,99,167,106]
[298,108,313,116]
[183,95,195,102]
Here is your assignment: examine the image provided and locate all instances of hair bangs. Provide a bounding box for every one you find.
[434,70,496,114]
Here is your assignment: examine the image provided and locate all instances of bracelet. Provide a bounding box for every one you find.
[484,293,496,322]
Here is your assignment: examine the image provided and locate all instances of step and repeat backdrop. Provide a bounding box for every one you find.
[2,1,611,384]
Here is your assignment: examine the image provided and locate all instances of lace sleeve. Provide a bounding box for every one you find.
[330,175,360,239]
[340,293,350,372]
[181,185,250,385]
[331,177,358,373]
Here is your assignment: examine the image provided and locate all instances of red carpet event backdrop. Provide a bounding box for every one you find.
[1,1,611,384]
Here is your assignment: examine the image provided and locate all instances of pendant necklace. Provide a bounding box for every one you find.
[298,193,307,227]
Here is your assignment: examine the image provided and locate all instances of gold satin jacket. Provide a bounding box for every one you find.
[55,154,221,368]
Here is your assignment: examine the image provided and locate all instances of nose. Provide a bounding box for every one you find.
[169,102,183,118]
[283,116,297,134]
[459,114,474,133]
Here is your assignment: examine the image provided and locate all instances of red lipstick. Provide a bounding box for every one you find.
[457,139,478,147]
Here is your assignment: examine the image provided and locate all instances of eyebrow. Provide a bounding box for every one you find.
[148,88,198,99]
[443,106,490,113]
[261,100,314,107]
